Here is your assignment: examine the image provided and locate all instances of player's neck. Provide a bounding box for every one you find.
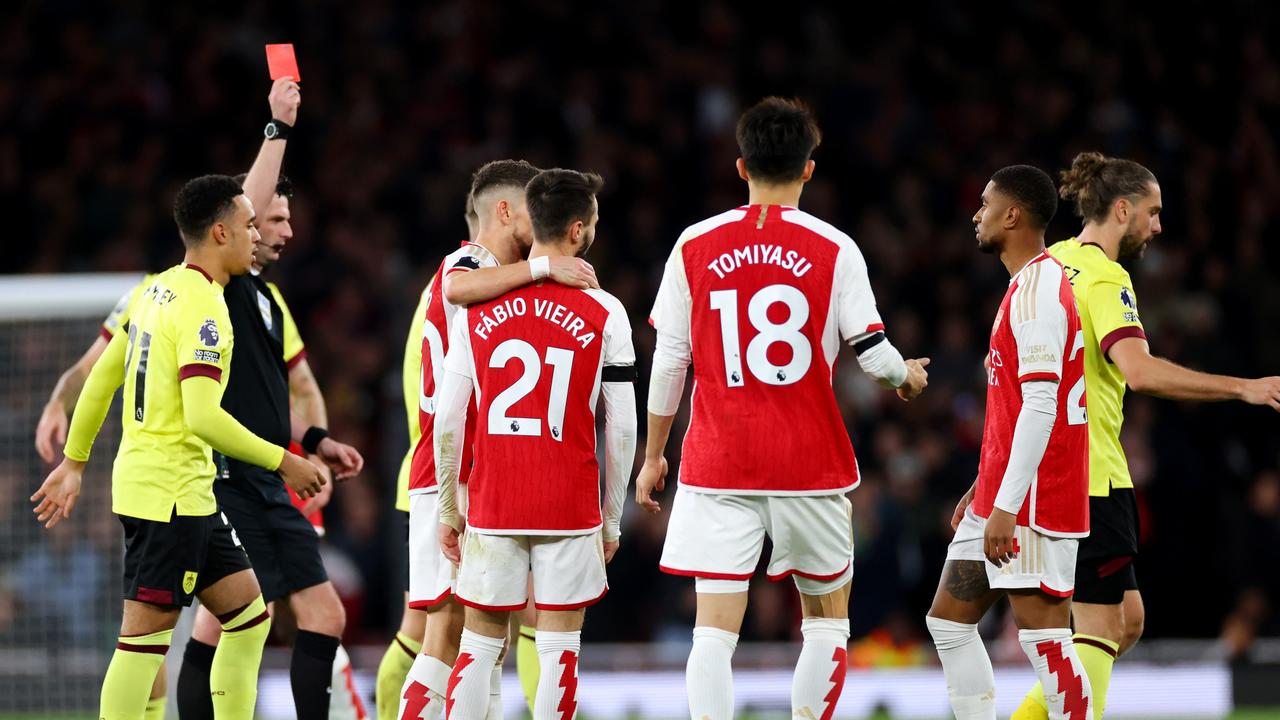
[473,229,521,265]
[528,242,569,260]
[1000,239,1046,278]
[1076,224,1121,262]
[746,181,803,208]
[183,249,230,286]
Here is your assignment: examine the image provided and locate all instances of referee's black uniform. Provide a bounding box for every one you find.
[213,272,327,602]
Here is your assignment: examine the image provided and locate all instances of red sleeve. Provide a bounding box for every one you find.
[285,348,307,369]
[178,364,222,382]
[1100,326,1147,361]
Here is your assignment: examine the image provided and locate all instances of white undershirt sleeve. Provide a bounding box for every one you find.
[601,380,637,541]
[992,379,1058,515]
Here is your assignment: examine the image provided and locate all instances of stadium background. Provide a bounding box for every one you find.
[2,0,1279,717]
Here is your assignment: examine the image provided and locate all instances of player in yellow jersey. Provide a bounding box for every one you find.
[1008,153,1280,719]
[31,175,326,720]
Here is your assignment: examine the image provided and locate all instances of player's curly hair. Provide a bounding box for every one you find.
[736,97,822,184]
[526,168,604,244]
[173,175,243,245]
[991,165,1059,230]
[1059,152,1156,222]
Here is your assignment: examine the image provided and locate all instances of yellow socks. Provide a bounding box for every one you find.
[376,631,422,720]
[143,695,167,720]
[1013,633,1119,720]
[517,625,540,714]
[210,596,271,720]
[100,628,172,720]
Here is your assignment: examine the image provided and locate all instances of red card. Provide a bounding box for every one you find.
[265,44,300,82]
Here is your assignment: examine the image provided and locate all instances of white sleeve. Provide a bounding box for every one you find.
[992,380,1058,514]
[854,336,908,388]
[835,241,885,342]
[433,367,472,531]
[602,298,637,368]
[648,243,693,415]
[601,381,636,541]
[1012,266,1068,382]
[443,308,474,379]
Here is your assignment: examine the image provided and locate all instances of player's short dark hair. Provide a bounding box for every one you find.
[470,159,542,201]
[735,97,822,184]
[991,165,1059,230]
[526,169,604,244]
[173,175,243,245]
[230,173,294,199]
[1059,152,1156,222]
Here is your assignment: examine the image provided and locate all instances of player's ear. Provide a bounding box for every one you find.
[799,159,815,183]
[1004,205,1020,230]
[1113,197,1129,224]
[209,221,227,247]
[496,199,510,225]
[735,158,750,182]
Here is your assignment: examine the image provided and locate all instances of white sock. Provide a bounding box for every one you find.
[330,645,359,720]
[484,663,503,720]
[926,616,996,720]
[399,653,451,719]
[1019,629,1094,720]
[448,630,504,720]
[534,630,581,720]
[687,626,737,720]
[792,618,850,719]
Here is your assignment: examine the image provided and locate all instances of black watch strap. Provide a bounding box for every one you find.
[264,119,292,140]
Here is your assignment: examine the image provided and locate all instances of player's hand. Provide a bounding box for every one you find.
[279,451,325,499]
[548,257,599,290]
[31,458,85,528]
[298,459,334,515]
[268,76,301,127]
[635,456,668,514]
[897,358,930,401]
[439,523,462,565]
[983,508,1019,566]
[34,401,69,464]
[603,539,620,564]
[316,437,363,480]
[951,481,977,532]
[1240,376,1280,411]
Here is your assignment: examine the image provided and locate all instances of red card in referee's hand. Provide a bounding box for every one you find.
[265,44,300,82]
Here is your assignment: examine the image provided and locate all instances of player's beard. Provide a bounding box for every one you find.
[1118,222,1149,260]
[976,232,999,254]
[576,228,595,258]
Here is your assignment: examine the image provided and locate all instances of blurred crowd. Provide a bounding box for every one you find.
[4,0,1280,663]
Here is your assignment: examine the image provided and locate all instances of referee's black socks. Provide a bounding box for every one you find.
[292,629,341,718]
[177,638,216,720]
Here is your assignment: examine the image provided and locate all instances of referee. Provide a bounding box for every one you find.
[174,77,364,720]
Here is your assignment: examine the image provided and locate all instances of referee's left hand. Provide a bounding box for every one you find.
[31,458,85,528]
[316,437,363,481]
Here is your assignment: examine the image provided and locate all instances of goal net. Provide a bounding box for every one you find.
[0,273,142,714]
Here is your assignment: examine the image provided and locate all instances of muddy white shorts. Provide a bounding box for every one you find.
[659,487,854,588]
[947,507,1079,597]
[455,530,608,611]
[407,490,458,609]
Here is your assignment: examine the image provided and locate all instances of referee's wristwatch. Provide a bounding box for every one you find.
[264,118,292,141]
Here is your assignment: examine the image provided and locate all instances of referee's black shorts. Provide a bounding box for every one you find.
[215,469,328,604]
[120,508,252,607]
[1073,487,1140,605]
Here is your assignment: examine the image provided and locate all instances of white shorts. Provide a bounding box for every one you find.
[455,530,608,611]
[407,491,456,609]
[659,487,854,587]
[947,508,1078,597]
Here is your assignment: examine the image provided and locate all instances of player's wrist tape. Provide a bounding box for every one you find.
[530,256,551,281]
[301,426,329,455]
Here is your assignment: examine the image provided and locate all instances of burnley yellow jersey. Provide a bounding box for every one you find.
[395,285,432,512]
[1048,238,1147,496]
[100,274,155,341]
[111,263,235,520]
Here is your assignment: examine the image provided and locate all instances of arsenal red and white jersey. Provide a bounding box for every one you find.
[972,253,1090,537]
[649,205,886,495]
[408,242,498,494]
[446,283,635,534]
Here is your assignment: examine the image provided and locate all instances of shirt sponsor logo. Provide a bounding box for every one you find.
[200,319,220,347]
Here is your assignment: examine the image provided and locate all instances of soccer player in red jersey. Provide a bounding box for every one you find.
[636,97,928,719]
[434,169,636,719]
[926,165,1094,720]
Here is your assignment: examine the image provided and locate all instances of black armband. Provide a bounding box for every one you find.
[453,256,482,271]
[852,331,887,356]
[301,426,330,454]
[601,365,638,383]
